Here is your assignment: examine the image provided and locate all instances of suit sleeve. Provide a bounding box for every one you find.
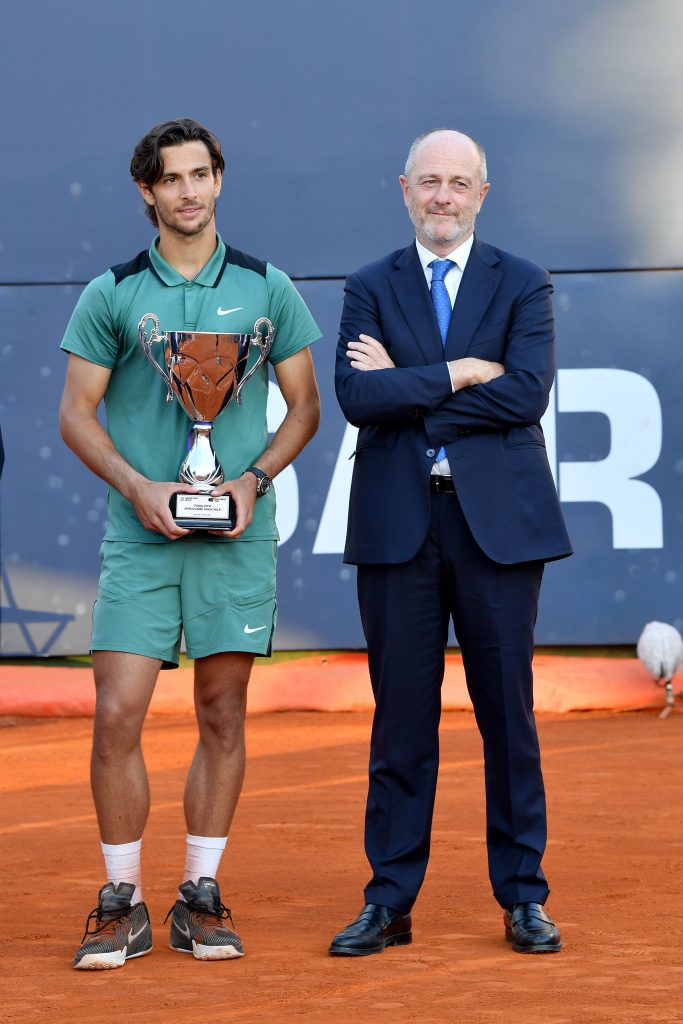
[424,267,556,441]
[334,272,453,427]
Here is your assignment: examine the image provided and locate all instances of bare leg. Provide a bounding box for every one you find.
[184,651,254,836]
[90,650,161,843]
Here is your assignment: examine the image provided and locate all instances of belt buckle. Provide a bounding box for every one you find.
[431,474,453,493]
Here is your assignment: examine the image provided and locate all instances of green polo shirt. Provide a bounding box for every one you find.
[61,233,321,543]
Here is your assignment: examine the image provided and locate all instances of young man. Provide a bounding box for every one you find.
[330,130,571,956]
[60,118,321,969]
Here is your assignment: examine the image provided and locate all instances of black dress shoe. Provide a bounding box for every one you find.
[504,902,562,953]
[329,903,412,956]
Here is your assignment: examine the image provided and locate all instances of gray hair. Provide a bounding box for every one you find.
[404,129,488,185]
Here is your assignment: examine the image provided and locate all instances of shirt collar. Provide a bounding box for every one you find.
[415,233,475,276]
[148,232,227,287]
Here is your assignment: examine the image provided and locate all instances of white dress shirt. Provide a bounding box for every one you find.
[415,234,475,476]
[415,233,474,308]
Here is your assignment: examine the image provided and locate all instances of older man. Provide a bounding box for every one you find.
[330,129,571,956]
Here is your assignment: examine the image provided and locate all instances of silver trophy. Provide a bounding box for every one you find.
[138,313,274,529]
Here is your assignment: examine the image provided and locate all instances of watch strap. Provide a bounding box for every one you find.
[244,466,270,495]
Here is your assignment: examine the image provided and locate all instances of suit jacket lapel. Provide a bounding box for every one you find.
[388,243,443,364]
[444,236,502,360]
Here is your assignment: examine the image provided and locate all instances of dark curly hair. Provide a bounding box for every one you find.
[130,118,225,225]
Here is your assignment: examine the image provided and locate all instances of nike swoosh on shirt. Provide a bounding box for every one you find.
[243,624,267,634]
[217,306,243,316]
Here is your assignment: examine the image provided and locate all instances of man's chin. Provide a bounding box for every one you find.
[177,224,208,237]
[425,231,462,249]
[423,224,473,251]
[170,215,212,237]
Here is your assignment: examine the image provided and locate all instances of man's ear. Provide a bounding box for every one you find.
[136,180,155,213]
[399,174,409,207]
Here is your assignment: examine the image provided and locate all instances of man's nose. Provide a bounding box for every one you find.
[433,182,451,204]
[179,177,198,198]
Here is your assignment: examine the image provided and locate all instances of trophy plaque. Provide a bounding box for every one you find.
[138,313,274,530]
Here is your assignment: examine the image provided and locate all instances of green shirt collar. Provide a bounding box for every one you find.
[148,233,228,287]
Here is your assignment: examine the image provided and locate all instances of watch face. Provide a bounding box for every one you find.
[246,467,270,496]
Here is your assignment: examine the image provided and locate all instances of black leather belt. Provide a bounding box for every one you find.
[430,475,455,493]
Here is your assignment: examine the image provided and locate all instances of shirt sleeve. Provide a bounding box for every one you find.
[265,265,322,365]
[60,271,119,368]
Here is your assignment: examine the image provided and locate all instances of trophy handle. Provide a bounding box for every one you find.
[138,313,174,403]
[235,318,275,406]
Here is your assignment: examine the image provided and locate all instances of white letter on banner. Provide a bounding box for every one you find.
[267,382,298,545]
[540,380,557,487]
[557,369,663,549]
[313,422,358,554]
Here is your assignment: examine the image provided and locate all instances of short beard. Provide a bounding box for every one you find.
[157,197,216,237]
[420,211,476,251]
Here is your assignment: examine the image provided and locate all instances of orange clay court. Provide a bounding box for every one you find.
[1,653,683,1024]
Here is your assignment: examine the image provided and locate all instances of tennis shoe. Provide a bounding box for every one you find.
[167,876,244,960]
[73,882,152,970]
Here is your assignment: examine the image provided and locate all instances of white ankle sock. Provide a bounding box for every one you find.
[180,834,228,899]
[101,839,143,905]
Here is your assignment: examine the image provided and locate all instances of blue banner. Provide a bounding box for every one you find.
[2,271,682,653]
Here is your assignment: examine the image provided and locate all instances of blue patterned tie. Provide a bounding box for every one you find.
[429,259,455,463]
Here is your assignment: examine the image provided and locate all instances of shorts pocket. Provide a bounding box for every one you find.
[231,584,277,609]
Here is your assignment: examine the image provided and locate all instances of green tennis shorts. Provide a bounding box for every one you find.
[91,538,277,666]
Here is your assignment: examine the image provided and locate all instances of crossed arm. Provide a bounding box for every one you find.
[59,347,320,540]
[348,333,504,388]
[335,268,555,433]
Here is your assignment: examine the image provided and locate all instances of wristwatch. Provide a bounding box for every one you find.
[243,466,271,497]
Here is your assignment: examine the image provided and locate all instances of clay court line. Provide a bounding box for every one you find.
[0,737,671,837]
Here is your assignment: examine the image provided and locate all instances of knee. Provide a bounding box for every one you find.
[196,693,246,752]
[92,698,144,757]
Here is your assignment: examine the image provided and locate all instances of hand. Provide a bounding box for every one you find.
[447,357,505,391]
[207,473,258,538]
[128,479,197,540]
[347,334,395,371]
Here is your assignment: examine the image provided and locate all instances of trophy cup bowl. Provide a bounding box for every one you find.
[138,313,275,530]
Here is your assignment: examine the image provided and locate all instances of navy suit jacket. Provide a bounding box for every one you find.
[335,236,572,566]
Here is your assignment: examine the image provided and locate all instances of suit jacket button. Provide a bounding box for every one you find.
[426,448,436,458]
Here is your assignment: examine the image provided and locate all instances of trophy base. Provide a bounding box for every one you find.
[169,491,236,531]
